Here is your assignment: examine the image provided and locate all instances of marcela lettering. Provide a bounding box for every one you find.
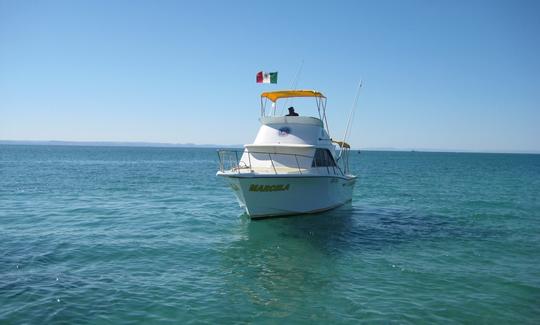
[249,184,290,192]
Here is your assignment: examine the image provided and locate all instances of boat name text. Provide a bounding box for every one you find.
[249,184,290,192]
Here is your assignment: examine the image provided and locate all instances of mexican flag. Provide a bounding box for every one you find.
[256,71,278,84]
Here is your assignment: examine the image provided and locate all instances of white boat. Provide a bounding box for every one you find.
[217,90,356,219]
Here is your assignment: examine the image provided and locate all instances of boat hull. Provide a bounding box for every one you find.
[218,174,356,218]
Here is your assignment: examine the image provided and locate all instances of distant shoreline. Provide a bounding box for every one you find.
[0,140,242,149]
[1,140,538,155]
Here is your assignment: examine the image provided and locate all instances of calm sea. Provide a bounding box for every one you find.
[1,145,539,323]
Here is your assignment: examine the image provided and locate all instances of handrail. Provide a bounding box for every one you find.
[217,151,223,172]
[294,155,302,175]
[217,149,348,176]
[268,153,277,174]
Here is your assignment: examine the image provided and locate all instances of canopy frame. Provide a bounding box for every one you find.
[260,89,328,126]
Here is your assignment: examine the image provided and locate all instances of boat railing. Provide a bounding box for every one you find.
[217,149,344,176]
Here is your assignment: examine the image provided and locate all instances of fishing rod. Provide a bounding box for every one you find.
[338,80,362,161]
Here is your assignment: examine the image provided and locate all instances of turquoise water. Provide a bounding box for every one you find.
[1,145,539,323]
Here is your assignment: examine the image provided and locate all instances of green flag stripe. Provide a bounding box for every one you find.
[270,72,278,84]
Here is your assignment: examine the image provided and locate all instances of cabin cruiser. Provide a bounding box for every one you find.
[217,90,356,219]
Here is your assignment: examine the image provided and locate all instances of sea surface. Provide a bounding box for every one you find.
[1,145,539,324]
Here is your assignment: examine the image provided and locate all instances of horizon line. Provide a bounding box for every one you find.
[1,140,539,155]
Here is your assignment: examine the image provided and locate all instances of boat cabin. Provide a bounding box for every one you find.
[218,90,351,176]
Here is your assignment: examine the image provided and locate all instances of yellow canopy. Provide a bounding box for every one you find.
[261,90,325,102]
[332,140,351,149]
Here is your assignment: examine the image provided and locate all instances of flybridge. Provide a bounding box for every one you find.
[259,90,329,129]
[257,89,350,148]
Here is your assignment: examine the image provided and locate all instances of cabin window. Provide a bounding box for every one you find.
[311,149,337,167]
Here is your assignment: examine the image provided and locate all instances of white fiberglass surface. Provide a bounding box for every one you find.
[253,122,328,146]
[240,151,313,170]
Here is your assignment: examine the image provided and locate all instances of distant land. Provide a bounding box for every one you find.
[1,140,539,154]
[0,140,243,148]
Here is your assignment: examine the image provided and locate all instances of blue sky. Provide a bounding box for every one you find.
[1,0,539,152]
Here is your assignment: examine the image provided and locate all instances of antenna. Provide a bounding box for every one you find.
[280,59,304,115]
